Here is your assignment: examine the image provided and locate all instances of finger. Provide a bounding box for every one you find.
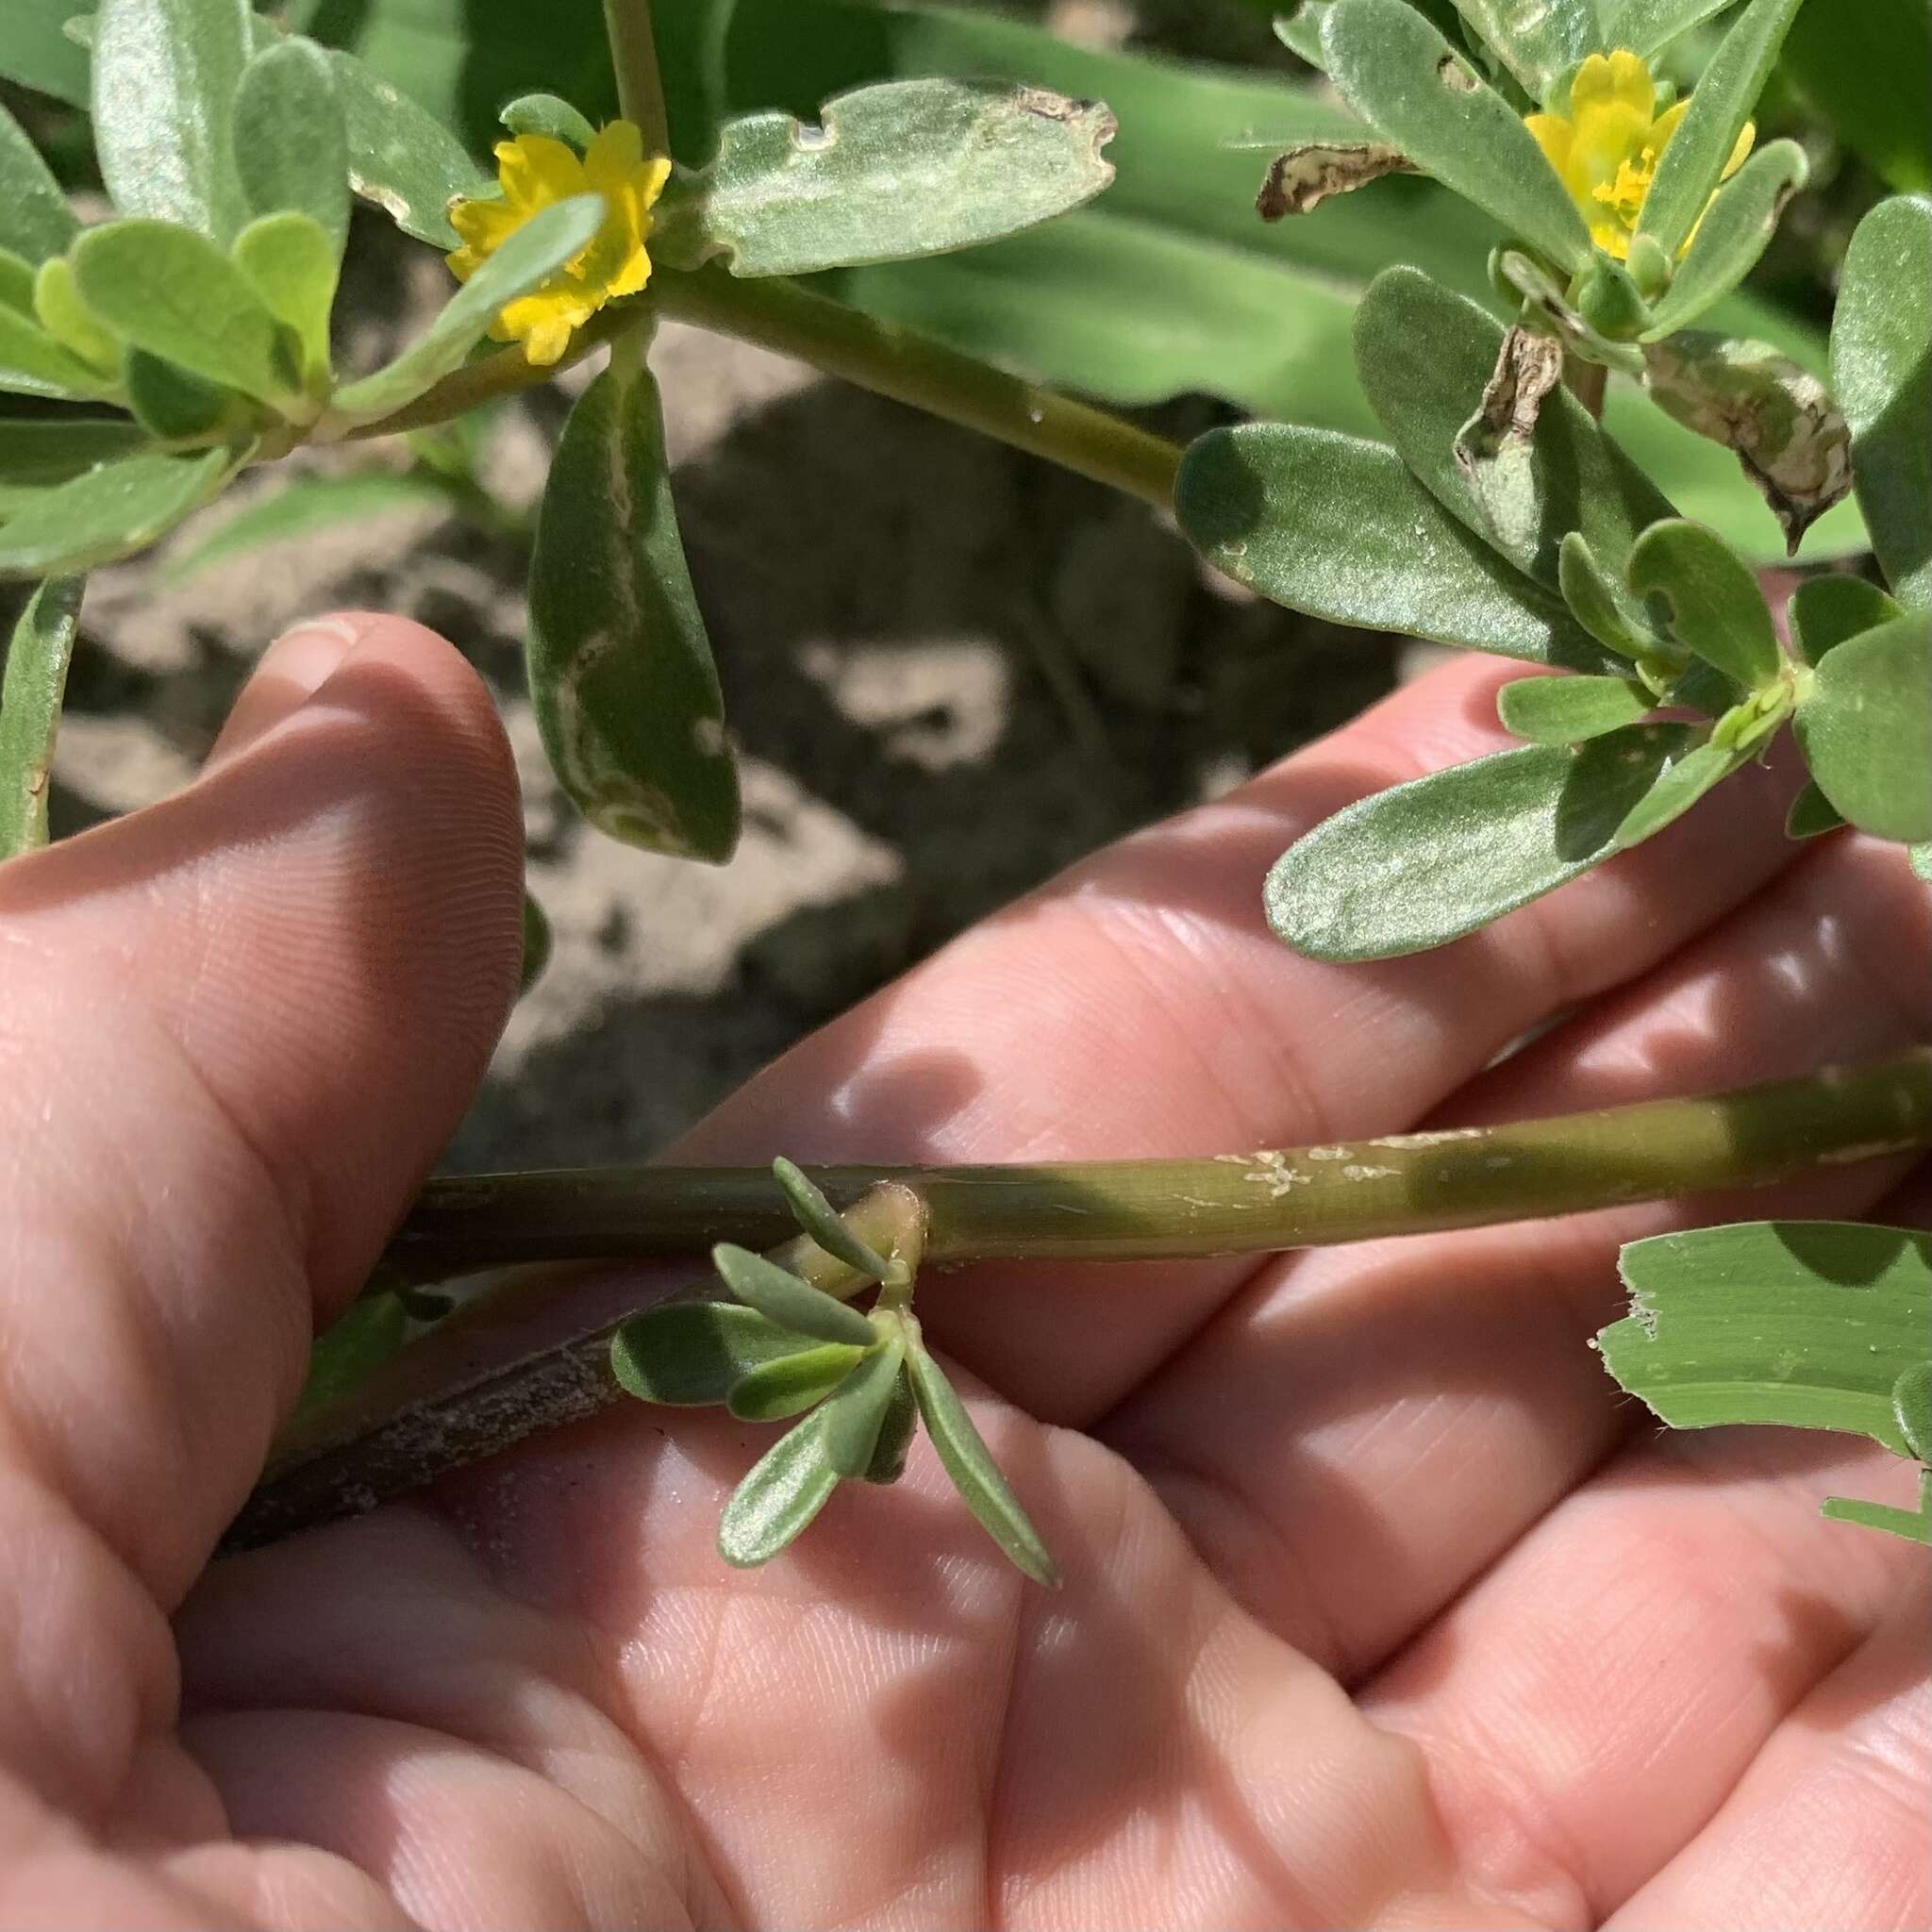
[1358,1162,1932,1925]
[0,616,521,1813]
[203,614,366,768]
[1605,1575,1930,1931]
[1101,833,1930,1678]
[661,652,1810,1422]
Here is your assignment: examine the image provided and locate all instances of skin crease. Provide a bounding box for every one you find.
[0,613,1923,1931]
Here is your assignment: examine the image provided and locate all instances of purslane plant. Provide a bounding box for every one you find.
[1,0,1928,1575]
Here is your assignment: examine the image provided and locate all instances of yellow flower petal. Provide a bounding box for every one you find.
[1525,111,1574,173]
[1606,48,1654,119]
[1723,118,1756,178]
[584,118,643,188]
[1569,51,1616,114]
[496,134,586,213]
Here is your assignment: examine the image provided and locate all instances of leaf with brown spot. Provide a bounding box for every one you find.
[1255,141,1416,219]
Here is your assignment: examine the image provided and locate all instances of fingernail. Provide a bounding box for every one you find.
[260,614,367,699]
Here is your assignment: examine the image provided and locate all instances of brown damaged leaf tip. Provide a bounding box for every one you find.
[1459,325,1565,468]
[1256,142,1418,220]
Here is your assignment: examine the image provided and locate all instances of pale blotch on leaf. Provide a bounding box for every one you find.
[1256,142,1417,219]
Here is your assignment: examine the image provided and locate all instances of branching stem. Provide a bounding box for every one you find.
[225,1050,1932,1551]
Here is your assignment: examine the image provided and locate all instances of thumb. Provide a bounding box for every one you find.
[0,612,520,1645]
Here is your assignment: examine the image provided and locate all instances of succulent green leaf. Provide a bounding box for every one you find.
[716,1413,841,1567]
[1597,0,1740,60]
[1267,723,1700,959]
[1626,518,1780,689]
[1599,1221,1932,1456]
[296,1290,408,1420]
[1445,0,1595,102]
[862,1365,919,1484]
[1497,672,1657,744]
[1275,2,1332,66]
[0,0,90,105]
[1641,140,1807,341]
[610,1298,822,1407]
[163,471,455,583]
[771,1156,893,1281]
[1820,1476,1932,1546]
[1831,195,1932,610]
[726,1342,869,1421]
[1355,268,1674,584]
[1781,0,1931,195]
[518,890,551,996]
[0,444,234,578]
[501,92,598,150]
[0,417,145,492]
[525,358,740,861]
[712,1242,877,1347]
[1320,0,1590,270]
[92,0,251,242]
[0,101,76,264]
[31,257,120,378]
[1176,424,1613,669]
[72,219,301,408]
[1637,0,1805,261]
[0,303,114,401]
[907,1337,1059,1587]
[651,80,1116,278]
[0,249,34,315]
[234,37,351,258]
[1793,610,1932,843]
[330,192,602,420]
[1557,529,1674,665]
[1610,736,1743,848]
[0,574,83,855]
[233,212,338,383]
[1783,779,1844,841]
[1892,1361,1932,1463]
[123,349,233,441]
[331,46,491,249]
[819,1331,908,1476]
[1788,575,1901,667]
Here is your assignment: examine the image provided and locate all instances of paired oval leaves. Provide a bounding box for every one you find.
[71,218,305,410]
[1831,195,1931,612]
[1174,424,1614,670]
[526,357,741,862]
[652,79,1117,278]
[1320,0,1590,270]
[1793,610,1932,844]
[1266,723,1698,960]
[611,1298,827,1406]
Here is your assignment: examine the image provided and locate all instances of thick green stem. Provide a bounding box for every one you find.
[654,269,1183,509]
[602,0,670,157]
[226,1051,1932,1550]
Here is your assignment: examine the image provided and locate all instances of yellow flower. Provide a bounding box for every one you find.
[446,121,672,367]
[1525,49,1753,261]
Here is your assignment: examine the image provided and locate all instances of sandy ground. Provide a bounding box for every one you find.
[47,226,1396,1172]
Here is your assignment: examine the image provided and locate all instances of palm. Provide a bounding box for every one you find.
[3,624,1923,1930]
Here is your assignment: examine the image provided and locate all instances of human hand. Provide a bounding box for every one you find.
[0,613,1924,1929]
